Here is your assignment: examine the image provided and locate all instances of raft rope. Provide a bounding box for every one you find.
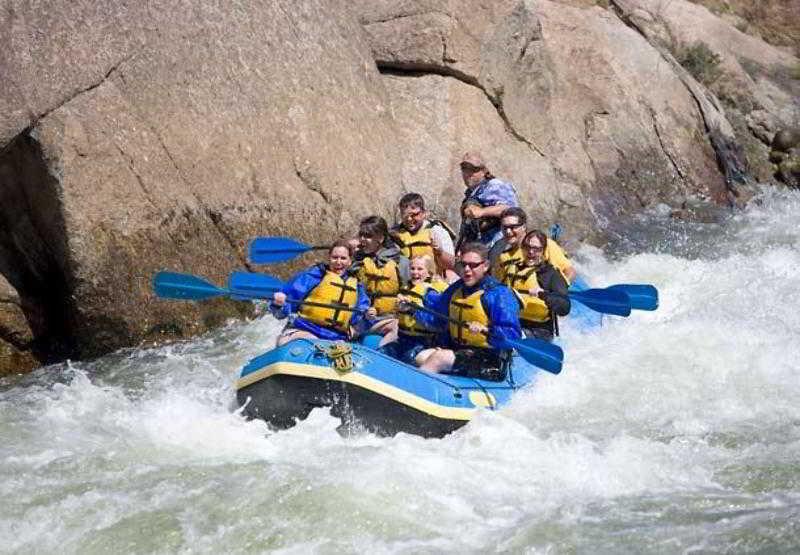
[315,342,354,373]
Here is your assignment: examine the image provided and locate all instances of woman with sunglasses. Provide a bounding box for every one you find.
[414,242,522,380]
[507,230,571,341]
[494,207,576,285]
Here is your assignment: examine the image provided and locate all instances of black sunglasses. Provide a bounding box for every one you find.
[461,260,486,270]
[502,222,524,231]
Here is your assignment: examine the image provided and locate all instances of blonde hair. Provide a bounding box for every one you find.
[410,254,436,277]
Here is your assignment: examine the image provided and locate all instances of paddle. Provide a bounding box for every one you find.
[569,288,631,317]
[608,284,659,311]
[152,271,251,301]
[249,237,330,264]
[153,271,364,314]
[405,302,564,375]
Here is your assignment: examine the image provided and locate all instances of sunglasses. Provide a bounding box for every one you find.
[461,260,486,270]
[502,222,524,231]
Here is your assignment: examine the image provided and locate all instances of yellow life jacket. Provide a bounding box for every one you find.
[507,265,551,323]
[497,241,573,285]
[495,245,523,284]
[297,269,359,332]
[448,287,490,348]
[394,224,434,261]
[358,256,401,315]
[397,279,449,336]
[544,240,573,285]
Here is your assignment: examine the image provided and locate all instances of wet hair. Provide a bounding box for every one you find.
[398,193,425,211]
[410,254,436,276]
[522,229,548,250]
[329,238,355,258]
[459,242,489,262]
[358,215,389,241]
[500,206,527,225]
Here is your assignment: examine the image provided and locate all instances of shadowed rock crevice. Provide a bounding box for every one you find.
[0,133,77,363]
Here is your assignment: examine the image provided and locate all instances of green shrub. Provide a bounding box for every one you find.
[677,41,724,85]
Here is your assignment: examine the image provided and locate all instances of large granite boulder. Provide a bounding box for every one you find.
[0,274,38,376]
[611,0,800,182]
[359,0,731,237]
[0,0,403,362]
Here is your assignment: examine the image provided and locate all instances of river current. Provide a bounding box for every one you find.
[2,188,799,554]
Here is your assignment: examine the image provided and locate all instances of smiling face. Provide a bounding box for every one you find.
[409,257,431,283]
[501,215,527,248]
[401,205,427,233]
[329,246,352,273]
[460,251,488,287]
[523,235,545,266]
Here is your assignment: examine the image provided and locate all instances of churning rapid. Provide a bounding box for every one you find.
[2,188,799,554]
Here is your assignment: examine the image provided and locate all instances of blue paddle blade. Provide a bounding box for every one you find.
[249,237,313,264]
[507,337,563,375]
[228,271,285,300]
[608,284,659,311]
[569,288,631,317]
[152,271,224,301]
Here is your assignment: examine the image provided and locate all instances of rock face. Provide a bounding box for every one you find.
[0,274,37,376]
[0,0,403,363]
[1,0,798,371]
[611,0,800,183]
[360,0,730,232]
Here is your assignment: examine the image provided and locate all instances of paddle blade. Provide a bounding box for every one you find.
[507,337,564,375]
[152,271,224,301]
[228,271,285,300]
[608,284,659,311]
[570,288,632,317]
[249,237,313,264]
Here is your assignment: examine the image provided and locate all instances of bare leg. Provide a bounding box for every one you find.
[276,328,318,346]
[418,348,456,373]
[414,348,437,366]
[368,318,399,347]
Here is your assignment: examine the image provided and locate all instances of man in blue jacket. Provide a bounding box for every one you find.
[414,242,522,379]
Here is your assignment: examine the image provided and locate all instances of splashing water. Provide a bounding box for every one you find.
[2,189,799,554]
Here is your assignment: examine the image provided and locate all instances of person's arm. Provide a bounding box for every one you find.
[464,179,519,220]
[396,255,411,285]
[272,266,323,316]
[415,281,456,330]
[485,286,522,349]
[546,240,576,284]
[430,225,456,271]
[349,284,372,328]
[465,203,509,219]
[539,267,571,317]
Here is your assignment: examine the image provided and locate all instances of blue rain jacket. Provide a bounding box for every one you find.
[271,264,370,340]
[416,276,522,351]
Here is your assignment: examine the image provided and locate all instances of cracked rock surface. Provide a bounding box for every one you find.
[1,0,402,364]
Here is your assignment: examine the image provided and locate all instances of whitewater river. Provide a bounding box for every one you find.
[2,189,799,554]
